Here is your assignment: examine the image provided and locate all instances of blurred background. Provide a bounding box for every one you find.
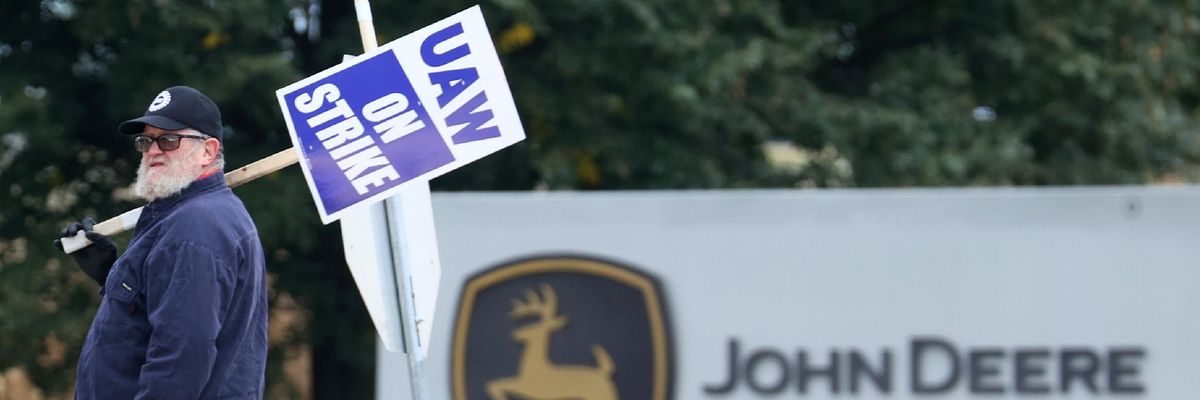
[2,0,1199,398]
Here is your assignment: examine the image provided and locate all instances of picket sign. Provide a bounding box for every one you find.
[276,4,526,399]
[275,6,524,224]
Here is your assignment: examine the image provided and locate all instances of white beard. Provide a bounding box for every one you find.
[133,146,205,202]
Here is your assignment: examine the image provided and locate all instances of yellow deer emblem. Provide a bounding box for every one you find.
[486,284,618,400]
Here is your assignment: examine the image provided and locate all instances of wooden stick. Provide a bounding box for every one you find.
[59,148,299,253]
[227,148,299,188]
[355,0,379,51]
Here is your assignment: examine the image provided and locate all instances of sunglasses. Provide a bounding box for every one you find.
[133,134,208,153]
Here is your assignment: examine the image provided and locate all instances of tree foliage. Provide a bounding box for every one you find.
[2,0,1198,397]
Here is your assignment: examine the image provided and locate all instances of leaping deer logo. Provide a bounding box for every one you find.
[486,283,618,400]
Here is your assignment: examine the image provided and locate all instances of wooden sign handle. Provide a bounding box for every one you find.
[59,148,299,253]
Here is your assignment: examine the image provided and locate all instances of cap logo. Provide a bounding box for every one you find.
[148,90,171,112]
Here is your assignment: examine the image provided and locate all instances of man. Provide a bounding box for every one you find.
[55,86,268,399]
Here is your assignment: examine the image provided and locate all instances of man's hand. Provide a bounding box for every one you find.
[54,218,118,285]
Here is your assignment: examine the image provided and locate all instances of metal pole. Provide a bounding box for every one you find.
[352,1,430,399]
[384,188,433,399]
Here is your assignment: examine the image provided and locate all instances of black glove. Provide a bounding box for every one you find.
[53,218,118,286]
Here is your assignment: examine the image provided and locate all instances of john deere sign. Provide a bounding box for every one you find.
[377,188,1200,399]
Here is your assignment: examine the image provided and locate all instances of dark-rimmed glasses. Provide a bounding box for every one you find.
[133,134,208,153]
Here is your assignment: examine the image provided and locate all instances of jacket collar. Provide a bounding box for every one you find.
[145,170,227,212]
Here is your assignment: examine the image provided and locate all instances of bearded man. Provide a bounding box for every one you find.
[55,86,268,399]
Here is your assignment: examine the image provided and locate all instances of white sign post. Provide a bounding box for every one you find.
[276,4,525,399]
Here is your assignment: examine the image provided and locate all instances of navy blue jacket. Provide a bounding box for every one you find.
[76,172,268,399]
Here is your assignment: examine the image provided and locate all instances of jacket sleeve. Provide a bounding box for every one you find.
[136,241,234,399]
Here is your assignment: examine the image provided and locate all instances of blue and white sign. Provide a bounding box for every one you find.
[277,6,525,223]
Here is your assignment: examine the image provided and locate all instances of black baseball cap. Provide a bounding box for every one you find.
[118,86,223,141]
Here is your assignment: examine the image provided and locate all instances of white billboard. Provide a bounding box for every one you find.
[378,187,1200,399]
